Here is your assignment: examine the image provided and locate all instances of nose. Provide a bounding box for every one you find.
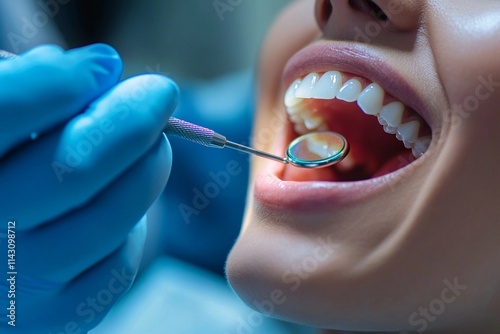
[315,0,423,39]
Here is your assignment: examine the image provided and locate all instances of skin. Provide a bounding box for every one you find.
[226,0,500,333]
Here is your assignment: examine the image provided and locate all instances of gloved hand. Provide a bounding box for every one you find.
[0,44,178,333]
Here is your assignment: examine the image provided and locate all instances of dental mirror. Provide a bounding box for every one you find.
[165,118,350,169]
[285,132,349,168]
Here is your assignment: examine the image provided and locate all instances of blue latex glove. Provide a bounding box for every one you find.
[0,44,178,333]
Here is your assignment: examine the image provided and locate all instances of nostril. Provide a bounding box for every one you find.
[348,0,388,21]
[316,0,333,29]
[368,0,389,21]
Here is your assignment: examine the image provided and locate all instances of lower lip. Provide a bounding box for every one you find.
[253,125,424,212]
[254,173,395,211]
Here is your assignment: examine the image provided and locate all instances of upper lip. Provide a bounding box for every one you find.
[282,40,435,130]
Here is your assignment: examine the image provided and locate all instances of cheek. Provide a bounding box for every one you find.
[426,3,500,219]
[414,1,500,322]
[428,1,500,135]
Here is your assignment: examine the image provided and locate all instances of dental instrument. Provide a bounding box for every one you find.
[0,49,349,168]
[165,117,349,168]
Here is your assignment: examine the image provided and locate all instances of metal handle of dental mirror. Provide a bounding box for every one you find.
[0,49,350,168]
[164,117,289,164]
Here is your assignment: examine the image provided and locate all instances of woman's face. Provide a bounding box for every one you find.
[226,0,500,332]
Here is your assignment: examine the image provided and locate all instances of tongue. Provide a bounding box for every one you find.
[282,99,410,182]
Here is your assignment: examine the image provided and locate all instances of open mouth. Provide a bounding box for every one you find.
[281,71,432,182]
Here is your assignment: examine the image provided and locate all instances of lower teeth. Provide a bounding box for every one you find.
[412,136,432,158]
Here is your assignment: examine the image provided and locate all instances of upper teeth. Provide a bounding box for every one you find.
[337,78,363,103]
[284,71,431,159]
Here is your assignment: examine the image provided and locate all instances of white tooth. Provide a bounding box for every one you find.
[287,101,307,116]
[300,109,321,130]
[285,79,302,107]
[286,105,302,116]
[404,140,415,149]
[289,114,303,123]
[295,73,320,98]
[412,136,431,158]
[383,125,398,135]
[357,83,385,115]
[304,116,323,130]
[378,117,388,126]
[294,123,308,135]
[396,121,421,146]
[378,102,404,128]
[311,71,342,99]
[336,79,363,102]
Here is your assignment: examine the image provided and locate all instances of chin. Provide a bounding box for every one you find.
[226,0,500,332]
